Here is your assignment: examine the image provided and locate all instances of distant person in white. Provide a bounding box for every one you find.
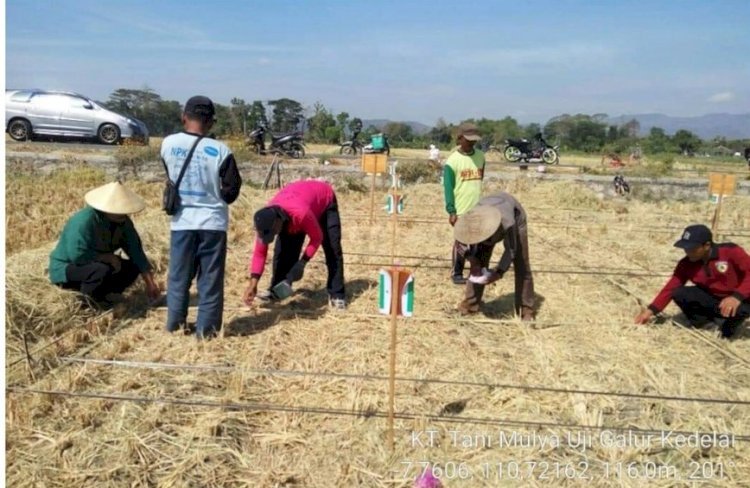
[429,144,440,163]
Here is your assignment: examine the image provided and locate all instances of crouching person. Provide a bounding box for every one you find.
[635,224,750,338]
[243,180,346,309]
[452,192,535,321]
[48,181,160,306]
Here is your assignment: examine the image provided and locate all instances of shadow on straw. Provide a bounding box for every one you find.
[481,293,547,320]
[224,278,377,337]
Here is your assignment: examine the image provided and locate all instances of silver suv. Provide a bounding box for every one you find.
[5,89,149,145]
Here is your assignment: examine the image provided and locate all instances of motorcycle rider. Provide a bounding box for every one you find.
[351,118,363,142]
[532,132,548,153]
[250,124,267,153]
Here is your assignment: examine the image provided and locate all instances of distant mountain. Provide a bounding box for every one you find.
[362,119,431,135]
[607,113,750,139]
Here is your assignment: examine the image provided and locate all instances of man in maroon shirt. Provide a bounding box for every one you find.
[635,224,750,338]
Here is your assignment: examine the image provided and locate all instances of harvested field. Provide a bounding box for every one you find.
[5,162,750,487]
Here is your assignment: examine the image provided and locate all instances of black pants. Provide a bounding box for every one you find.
[270,201,345,299]
[673,286,750,337]
[62,259,140,301]
[452,240,467,278]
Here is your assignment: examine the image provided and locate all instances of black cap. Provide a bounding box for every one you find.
[674,224,712,250]
[254,207,279,244]
[184,95,215,118]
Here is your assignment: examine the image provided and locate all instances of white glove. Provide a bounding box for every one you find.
[468,267,493,284]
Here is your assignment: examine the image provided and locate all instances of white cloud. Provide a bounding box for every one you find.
[453,43,617,71]
[707,91,735,102]
[8,37,299,54]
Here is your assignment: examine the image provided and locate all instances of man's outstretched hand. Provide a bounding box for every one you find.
[634,309,654,324]
[243,278,259,306]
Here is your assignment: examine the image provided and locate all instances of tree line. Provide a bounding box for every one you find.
[102,88,749,156]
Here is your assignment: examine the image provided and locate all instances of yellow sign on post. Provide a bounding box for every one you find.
[361,153,388,174]
[708,173,737,202]
[363,153,388,223]
[708,173,737,235]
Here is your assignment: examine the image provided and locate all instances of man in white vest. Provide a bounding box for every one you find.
[160,96,242,339]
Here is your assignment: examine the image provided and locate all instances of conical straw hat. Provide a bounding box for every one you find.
[453,205,502,244]
[84,181,146,214]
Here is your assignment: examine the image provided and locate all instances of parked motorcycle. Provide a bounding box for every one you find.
[247,125,306,158]
[503,133,559,164]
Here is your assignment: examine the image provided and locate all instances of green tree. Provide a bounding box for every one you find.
[544,114,607,152]
[334,112,351,141]
[247,100,268,130]
[154,100,184,136]
[104,87,183,136]
[211,103,232,137]
[106,87,161,115]
[620,118,640,138]
[324,126,342,144]
[229,97,249,136]
[607,125,619,143]
[306,102,336,142]
[644,127,671,153]
[523,123,542,140]
[673,129,702,155]
[428,118,452,145]
[268,98,304,133]
[382,121,414,144]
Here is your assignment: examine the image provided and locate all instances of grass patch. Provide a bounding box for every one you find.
[5,164,161,255]
[114,144,161,177]
[397,160,437,184]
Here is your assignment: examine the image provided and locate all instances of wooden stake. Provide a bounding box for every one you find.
[276,157,281,189]
[369,171,376,224]
[387,288,398,452]
[711,194,723,237]
[386,186,401,452]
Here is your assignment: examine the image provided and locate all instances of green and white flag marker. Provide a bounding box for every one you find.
[378,269,392,315]
[384,194,406,215]
[378,268,414,317]
[400,274,414,317]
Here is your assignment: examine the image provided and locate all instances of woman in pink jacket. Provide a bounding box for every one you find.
[243,180,346,309]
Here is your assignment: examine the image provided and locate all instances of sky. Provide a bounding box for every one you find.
[5,0,750,126]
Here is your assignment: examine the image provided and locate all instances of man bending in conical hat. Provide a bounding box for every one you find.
[49,181,161,306]
[453,192,535,321]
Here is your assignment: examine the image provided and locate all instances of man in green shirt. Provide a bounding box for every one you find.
[443,122,486,284]
[49,181,160,305]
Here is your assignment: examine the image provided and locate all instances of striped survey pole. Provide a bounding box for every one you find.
[379,161,415,451]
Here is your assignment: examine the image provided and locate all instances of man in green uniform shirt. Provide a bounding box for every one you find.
[443,122,486,284]
[49,181,160,305]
